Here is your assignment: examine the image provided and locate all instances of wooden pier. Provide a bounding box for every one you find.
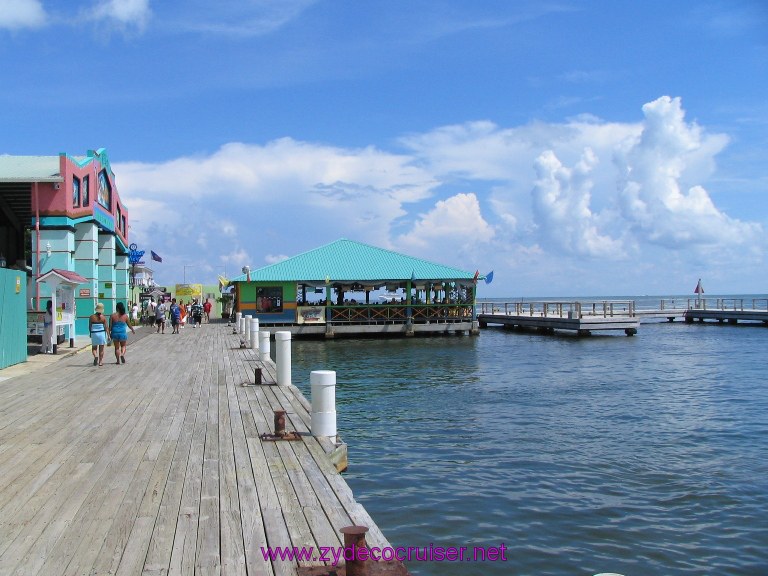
[682,298,768,325]
[0,322,402,576]
[477,301,639,336]
[478,298,768,335]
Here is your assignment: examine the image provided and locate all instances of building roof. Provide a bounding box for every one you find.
[37,268,88,285]
[230,239,479,284]
[0,155,62,182]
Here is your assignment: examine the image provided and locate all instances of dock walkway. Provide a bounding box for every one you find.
[0,321,393,576]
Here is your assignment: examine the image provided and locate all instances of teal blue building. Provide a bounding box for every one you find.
[0,149,131,343]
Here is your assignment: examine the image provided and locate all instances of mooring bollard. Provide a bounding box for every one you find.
[249,317,259,349]
[238,316,246,335]
[273,409,286,436]
[259,330,270,361]
[275,331,292,386]
[340,525,369,576]
[235,312,242,332]
[311,370,337,440]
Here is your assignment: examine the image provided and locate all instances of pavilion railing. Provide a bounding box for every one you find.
[328,303,474,324]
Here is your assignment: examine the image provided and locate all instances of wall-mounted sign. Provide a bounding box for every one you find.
[16,276,21,293]
[80,288,91,297]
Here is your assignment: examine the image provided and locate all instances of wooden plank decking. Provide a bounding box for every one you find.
[0,322,391,576]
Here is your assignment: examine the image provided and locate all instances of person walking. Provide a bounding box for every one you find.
[131,301,139,325]
[155,299,167,333]
[41,300,54,354]
[110,302,136,364]
[170,298,181,334]
[191,299,203,328]
[89,303,108,366]
[203,298,212,323]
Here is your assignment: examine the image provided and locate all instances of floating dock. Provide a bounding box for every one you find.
[0,322,405,576]
[477,301,639,336]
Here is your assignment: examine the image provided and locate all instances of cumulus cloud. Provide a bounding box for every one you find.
[532,148,623,258]
[115,96,764,292]
[396,192,495,253]
[0,0,47,29]
[617,95,762,248]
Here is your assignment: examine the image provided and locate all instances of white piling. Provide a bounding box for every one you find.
[235,312,242,332]
[249,318,259,349]
[244,314,252,342]
[311,370,337,440]
[275,331,292,386]
[259,330,270,361]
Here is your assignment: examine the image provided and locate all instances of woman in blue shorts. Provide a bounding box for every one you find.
[109,302,136,365]
[89,303,108,366]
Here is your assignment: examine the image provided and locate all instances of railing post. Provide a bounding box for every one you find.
[310,370,337,441]
[275,331,292,386]
[244,314,252,342]
[259,330,270,361]
[249,317,259,349]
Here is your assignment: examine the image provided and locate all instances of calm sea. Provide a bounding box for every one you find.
[289,295,768,576]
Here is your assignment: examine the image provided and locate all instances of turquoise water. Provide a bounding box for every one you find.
[290,305,768,575]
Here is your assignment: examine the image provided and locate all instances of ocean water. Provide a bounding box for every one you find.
[290,297,768,576]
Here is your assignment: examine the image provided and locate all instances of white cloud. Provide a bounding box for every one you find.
[0,0,46,29]
[177,0,316,36]
[531,148,624,258]
[396,192,495,254]
[617,95,762,248]
[88,0,151,30]
[265,254,290,264]
[115,96,765,294]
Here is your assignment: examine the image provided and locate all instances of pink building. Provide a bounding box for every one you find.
[0,148,131,337]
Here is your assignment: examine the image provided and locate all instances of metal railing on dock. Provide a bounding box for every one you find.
[479,300,636,319]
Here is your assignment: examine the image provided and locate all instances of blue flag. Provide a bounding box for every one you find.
[151,250,163,263]
[484,270,494,284]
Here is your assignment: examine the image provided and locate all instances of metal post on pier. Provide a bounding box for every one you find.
[249,317,259,349]
[311,370,337,441]
[259,330,270,361]
[244,314,252,342]
[275,331,292,386]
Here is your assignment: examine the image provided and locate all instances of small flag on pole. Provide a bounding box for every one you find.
[473,270,480,283]
[484,271,494,285]
[151,250,163,263]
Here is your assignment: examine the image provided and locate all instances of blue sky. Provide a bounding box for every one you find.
[2,0,767,296]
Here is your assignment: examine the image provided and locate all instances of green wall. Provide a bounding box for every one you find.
[0,268,28,369]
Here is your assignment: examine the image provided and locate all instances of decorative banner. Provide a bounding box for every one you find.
[176,283,203,298]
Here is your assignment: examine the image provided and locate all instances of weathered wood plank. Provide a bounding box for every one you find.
[0,323,397,576]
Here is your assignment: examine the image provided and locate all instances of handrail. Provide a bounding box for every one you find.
[327,303,474,324]
[478,300,636,318]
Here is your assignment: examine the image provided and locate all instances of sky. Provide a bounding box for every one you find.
[2,0,767,297]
